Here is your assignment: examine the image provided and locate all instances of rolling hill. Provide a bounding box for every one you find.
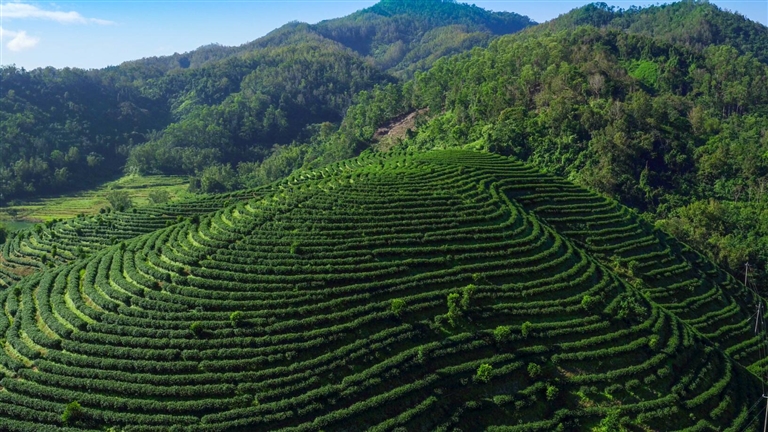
[0,150,764,430]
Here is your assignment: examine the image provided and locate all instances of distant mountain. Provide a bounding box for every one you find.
[536,1,768,64]
[121,0,535,78]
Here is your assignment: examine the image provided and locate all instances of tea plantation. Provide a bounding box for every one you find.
[0,150,764,430]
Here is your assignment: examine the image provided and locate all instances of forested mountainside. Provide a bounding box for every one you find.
[536,1,768,64]
[0,150,764,431]
[0,0,533,204]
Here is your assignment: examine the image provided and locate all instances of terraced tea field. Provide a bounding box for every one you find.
[0,150,764,430]
[0,189,260,289]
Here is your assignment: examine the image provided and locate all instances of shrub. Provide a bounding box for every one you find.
[476,363,493,383]
[521,321,533,338]
[190,321,203,336]
[148,190,172,205]
[545,384,559,401]
[627,260,639,276]
[461,284,475,309]
[447,293,461,325]
[494,325,511,343]
[61,401,83,424]
[230,311,244,327]
[647,335,659,351]
[390,298,406,317]
[105,190,133,211]
[527,363,542,379]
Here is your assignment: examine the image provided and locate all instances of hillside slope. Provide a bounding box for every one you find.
[329,23,768,291]
[0,150,762,430]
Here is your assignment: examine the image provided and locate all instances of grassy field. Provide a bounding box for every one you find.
[0,175,190,224]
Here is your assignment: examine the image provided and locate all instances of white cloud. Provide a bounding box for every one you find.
[0,26,40,52]
[0,3,115,25]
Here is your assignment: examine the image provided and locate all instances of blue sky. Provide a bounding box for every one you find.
[1,0,766,70]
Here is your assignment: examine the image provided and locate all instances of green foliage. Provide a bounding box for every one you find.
[475,363,493,383]
[0,0,536,204]
[446,292,461,325]
[61,401,83,424]
[318,0,533,78]
[105,191,133,212]
[460,283,475,310]
[147,190,172,205]
[331,19,768,290]
[390,298,406,317]
[648,335,659,351]
[546,384,559,401]
[189,321,203,336]
[541,1,768,65]
[0,223,7,245]
[593,408,626,432]
[230,311,244,327]
[527,363,542,379]
[581,294,599,311]
[626,60,659,88]
[195,164,239,194]
[493,325,511,343]
[612,292,649,322]
[627,260,639,277]
[521,321,533,338]
[0,149,762,431]
[289,241,301,255]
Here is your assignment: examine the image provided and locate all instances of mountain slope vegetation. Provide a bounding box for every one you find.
[4,1,768,429]
[0,34,391,202]
[321,23,768,291]
[0,0,534,204]
[0,150,762,431]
